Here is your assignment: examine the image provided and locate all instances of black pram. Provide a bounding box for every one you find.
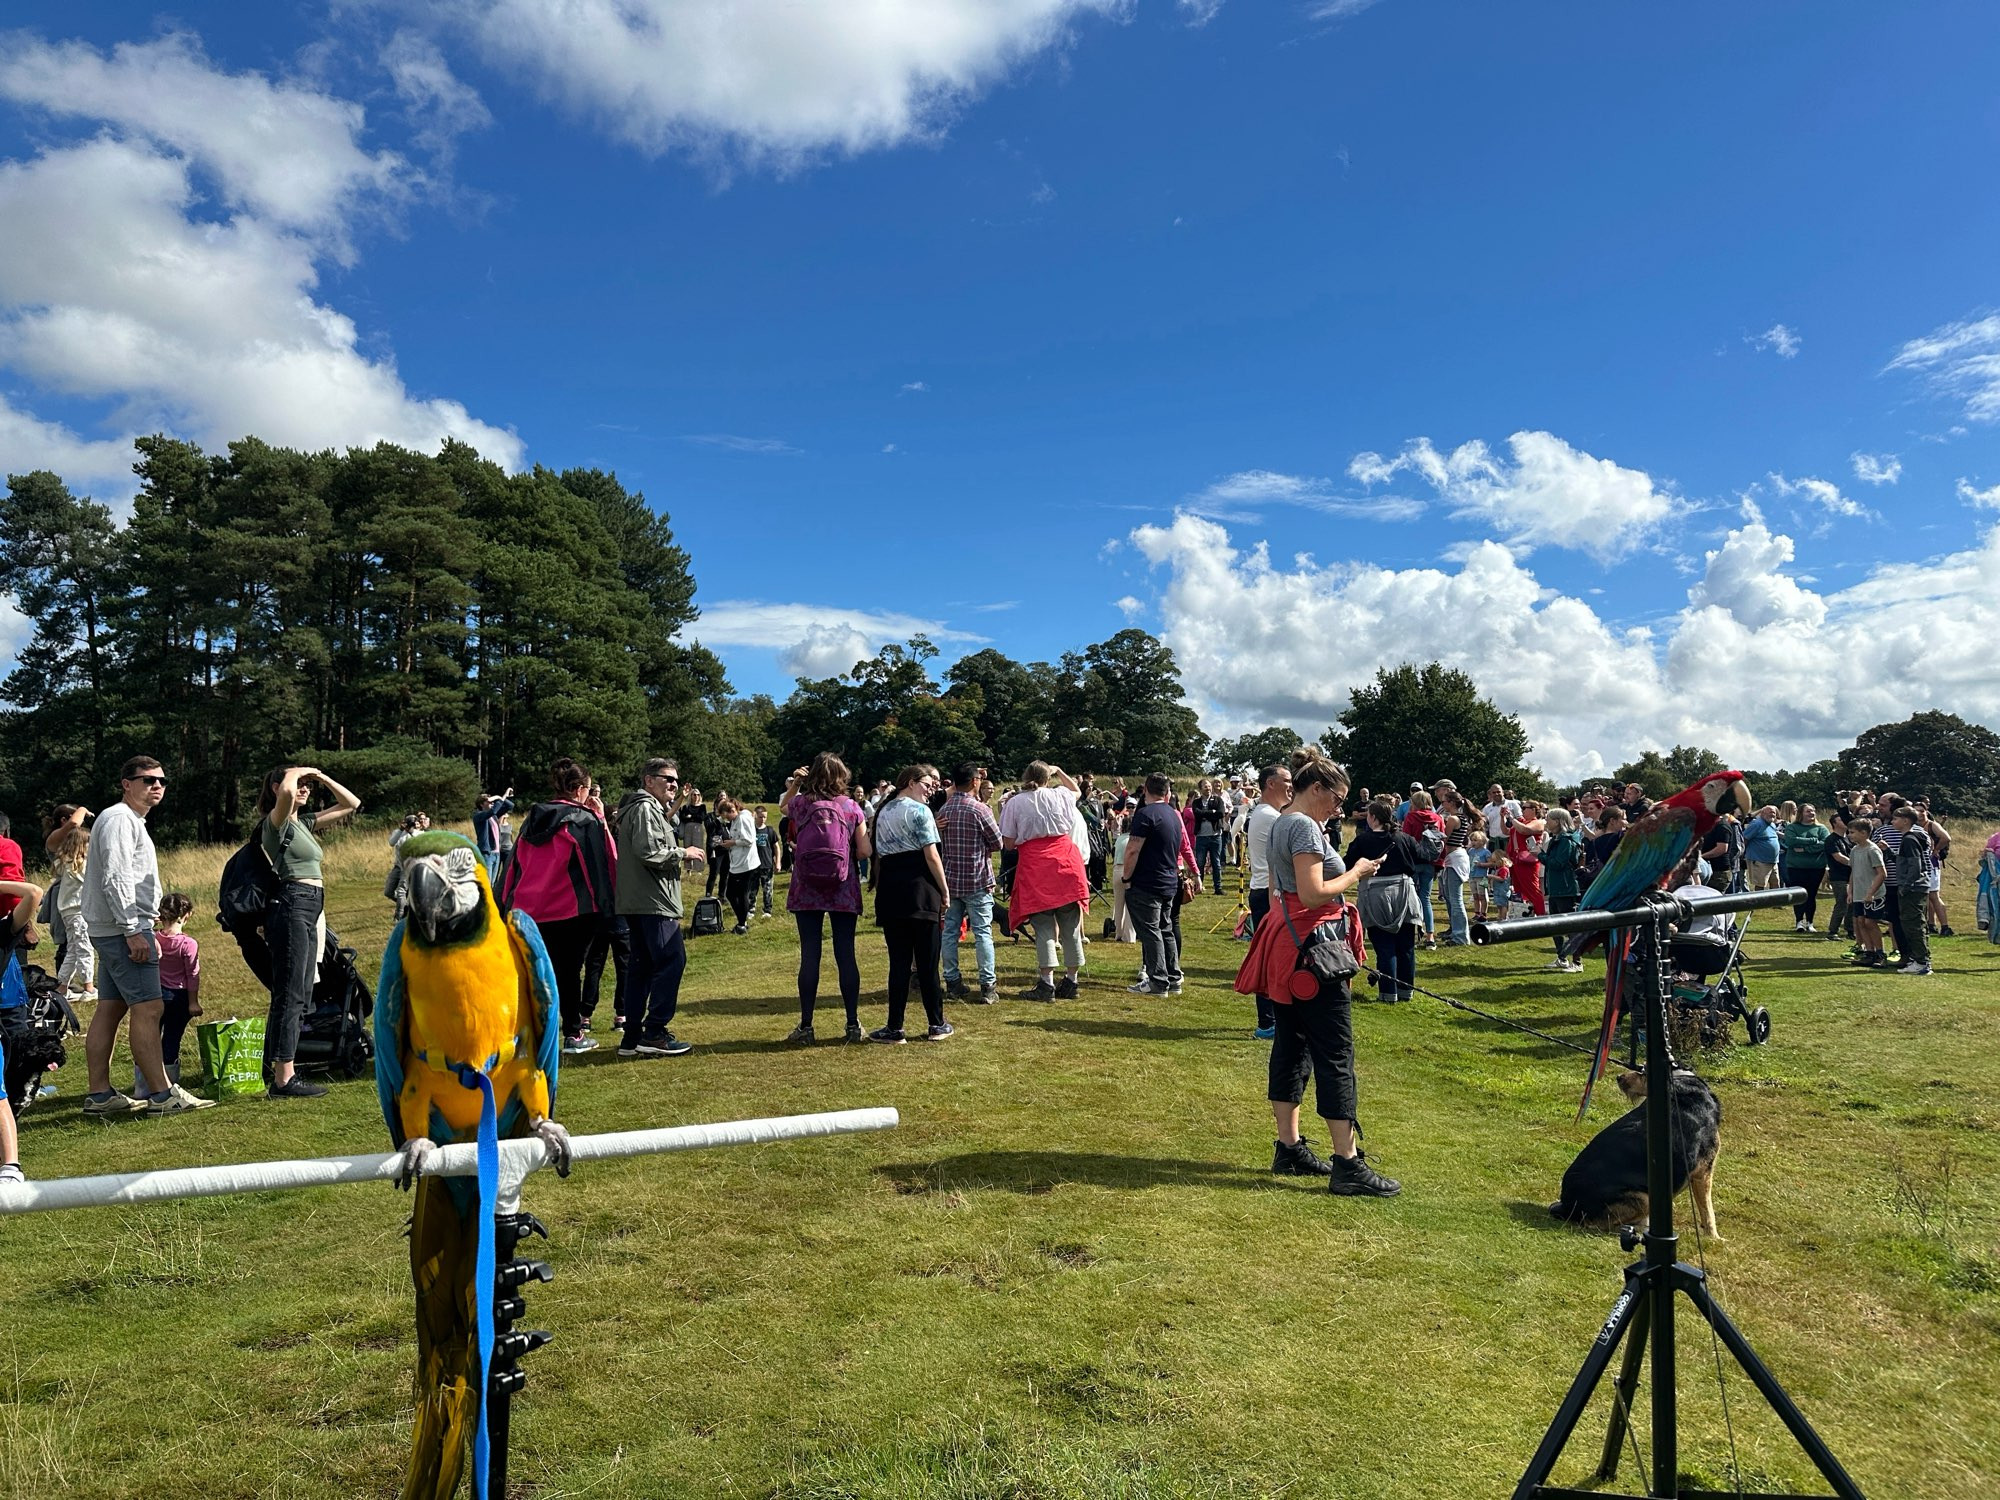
[1668,916,1769,1046]
[226,923,375,1080]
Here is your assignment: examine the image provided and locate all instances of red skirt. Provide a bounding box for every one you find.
[1235,891,1363,1002]
[1009,834,1090,931]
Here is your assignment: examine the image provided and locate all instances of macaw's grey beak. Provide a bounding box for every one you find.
[405,855,480,942]
[1732,779,1754,815]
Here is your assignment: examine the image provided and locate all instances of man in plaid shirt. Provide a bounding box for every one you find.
[938,762,1002,1003]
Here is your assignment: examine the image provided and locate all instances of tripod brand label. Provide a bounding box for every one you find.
[1598,1290,1633,1346]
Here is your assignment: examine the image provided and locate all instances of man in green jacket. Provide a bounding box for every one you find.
[613,757,707,1058]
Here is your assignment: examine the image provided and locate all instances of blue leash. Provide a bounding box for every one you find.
[455,1065,500,1500]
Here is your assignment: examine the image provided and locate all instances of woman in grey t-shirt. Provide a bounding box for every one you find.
[1234,750,1398,1197]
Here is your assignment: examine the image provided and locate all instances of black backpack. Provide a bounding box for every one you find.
[217,821,295,934]
[690,897,725,937]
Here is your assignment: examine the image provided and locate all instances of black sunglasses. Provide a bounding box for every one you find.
[133,775,167,787]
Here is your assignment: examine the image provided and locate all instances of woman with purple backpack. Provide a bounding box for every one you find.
[782,752,872,1044]
[500,756,618,1055]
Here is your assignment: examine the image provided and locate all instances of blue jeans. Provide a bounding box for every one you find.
[1440,866,1469,944]
[482,852,502,888]
[1413,867,1436,934]
[622,916,686,1044]
[1195,835,1224,894]
[942,890,995,989]
[1368,922,1416,1001]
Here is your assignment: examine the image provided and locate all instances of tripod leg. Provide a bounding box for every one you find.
[1680,1275,1867,1500]
[1591,1289,1651,1482]
[1514,1275,1648,1499]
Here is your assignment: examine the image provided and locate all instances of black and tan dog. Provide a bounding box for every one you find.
[1549,1067,1723,1239]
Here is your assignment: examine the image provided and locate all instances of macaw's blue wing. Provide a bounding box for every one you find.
[1579,805,1699,914]
[508,909,562,1110]
[375,919,410,1147]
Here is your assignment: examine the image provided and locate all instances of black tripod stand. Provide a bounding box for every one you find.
[1476,888,1867,1500]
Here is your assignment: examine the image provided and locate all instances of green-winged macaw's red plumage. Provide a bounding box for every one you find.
[375,831,564,1500]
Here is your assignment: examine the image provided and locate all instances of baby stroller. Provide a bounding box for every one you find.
[222,920,375,1081]
[1,960,80,1119]
[1667,915,1769,1046]
[294,934,375,1079]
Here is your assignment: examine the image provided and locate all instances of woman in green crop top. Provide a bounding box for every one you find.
[259,765,360,1097]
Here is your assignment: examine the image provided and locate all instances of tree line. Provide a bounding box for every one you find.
[9,438,1992,845]
[0,439,1206,844]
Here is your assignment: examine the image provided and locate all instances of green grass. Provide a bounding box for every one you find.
[3,832,1997,1498]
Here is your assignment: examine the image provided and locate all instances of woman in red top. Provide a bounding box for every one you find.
[1505,798,1549,917]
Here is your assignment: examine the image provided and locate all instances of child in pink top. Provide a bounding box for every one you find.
[154,893,203,1087]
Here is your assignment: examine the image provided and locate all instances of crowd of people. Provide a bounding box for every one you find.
[1,745,1991,1196]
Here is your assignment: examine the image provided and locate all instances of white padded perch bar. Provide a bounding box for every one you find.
[0,1106,900,1216]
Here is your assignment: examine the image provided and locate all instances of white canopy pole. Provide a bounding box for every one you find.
[0,1106,899,1216]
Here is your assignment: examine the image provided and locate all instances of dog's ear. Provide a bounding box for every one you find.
[1616,1070,1648,1100]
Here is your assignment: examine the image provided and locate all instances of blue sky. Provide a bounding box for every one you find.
[4,2,2000,778]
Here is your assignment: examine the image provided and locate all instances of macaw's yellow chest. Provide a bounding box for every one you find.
[397,931,528,1138]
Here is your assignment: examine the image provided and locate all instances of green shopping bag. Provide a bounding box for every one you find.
[197,1016,266,1100]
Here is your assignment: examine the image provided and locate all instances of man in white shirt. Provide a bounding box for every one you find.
[81,756,214,1116]
[1483,783,1521,843]
[1243,763,1294,1040]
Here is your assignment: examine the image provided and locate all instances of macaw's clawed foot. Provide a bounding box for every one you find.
[533,1118,573,1179]
[393,1136,436,1191]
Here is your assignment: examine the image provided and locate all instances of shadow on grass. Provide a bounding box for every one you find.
[877,1150,1265,1195]
[1011,1016,1253,1044]
[1503,1198,1586,1234]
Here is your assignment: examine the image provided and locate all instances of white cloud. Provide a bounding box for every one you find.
[682,433,801,454]
[1115,595,1145,618]
[1888,312,2000,424]
[900,380,928,393]
[1850,451,1901,486]
[0,396,137,495]
[1128,512,2000,780]
[454,0,1123,164]
[1190,469,1424,522]
[1768,472,1867,520]
[1749,322,1801,359]
[0,37,521,484]
[0,34,404,257]
[383,30,493,172]
[1178,0,1227,24]
[694,601,986,678]
[1957,478,2000,510]
[1309,0,1387,18]
[1347,431,1676,563]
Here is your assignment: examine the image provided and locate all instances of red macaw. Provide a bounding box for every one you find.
[1568,771,1754,1113]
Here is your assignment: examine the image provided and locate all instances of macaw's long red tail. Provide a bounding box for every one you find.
[403,1175,478,1500]
[1576,930,1632,1121]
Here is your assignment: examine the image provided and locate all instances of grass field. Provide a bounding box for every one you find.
[2,825,1996,1498]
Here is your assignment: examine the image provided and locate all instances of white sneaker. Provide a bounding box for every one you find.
[81,1089,149,1116]
[1564,960,1585,973]
[147,1083,217,1114]
[1898,962,1932,976]
[1803,923,1815,933]
[1542,959,1568,971]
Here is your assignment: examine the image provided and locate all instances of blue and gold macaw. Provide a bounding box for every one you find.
[376,831,570,1500]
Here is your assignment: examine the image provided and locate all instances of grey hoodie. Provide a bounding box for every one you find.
[614,788,687,919]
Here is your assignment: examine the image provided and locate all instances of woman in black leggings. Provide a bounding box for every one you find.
[781,754,871,1043]
[868,764,950,1044]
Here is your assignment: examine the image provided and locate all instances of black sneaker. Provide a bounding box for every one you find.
[1023,981,1056,1001]
[844,1022,867,1043]
[925,1022,955,1042]
[971,986,997,1005]
[868,1027,907,1045]
[632,1032,692,1057]
[784,1023,815,1044]
[1328,1151,1401,1197]
[1272,1138,1334,1177]
[267,1076,328,1099]
[1053,977,1079,1000]
[943,979,968,999]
